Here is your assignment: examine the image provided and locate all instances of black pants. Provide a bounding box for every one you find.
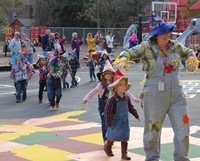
[38,80,46,101]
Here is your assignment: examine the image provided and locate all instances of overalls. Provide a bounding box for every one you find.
[98,88,109,142]
[142,48,190,161]
[106,96,130,141]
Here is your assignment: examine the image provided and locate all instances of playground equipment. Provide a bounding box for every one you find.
[177,18,200,45]
[123,24,137,49]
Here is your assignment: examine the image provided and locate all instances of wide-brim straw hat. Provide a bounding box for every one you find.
[97,59,115,81]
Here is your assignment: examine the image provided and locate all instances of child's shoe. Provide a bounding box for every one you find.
[16,100,21,103]
[55,103,59,110]
[49,106,54,111]
[39,100,42,103]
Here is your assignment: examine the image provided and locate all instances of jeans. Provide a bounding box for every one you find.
[46,78,52,103]
[16,79,27,101]
[71,71,77,86]
[50,86,62,106]
[89,68,96,80]
[61,73,68,88]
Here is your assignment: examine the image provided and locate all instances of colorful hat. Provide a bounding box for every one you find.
[60,53,68,61]
[36,54,45,65]
[149,11,174,39]
[97,60,115,81]
[11,52,27,65]
[47,55,61,71]
[107,69,131,92]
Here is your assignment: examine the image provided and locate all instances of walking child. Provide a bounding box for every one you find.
[47,56,62,110]
[82,60,139,144]
[60,54,71,89]
[10,53,33,103]
[68,51,80,88]
[87,51,97,82]
[104,69,140,160]
[36,54,49,103]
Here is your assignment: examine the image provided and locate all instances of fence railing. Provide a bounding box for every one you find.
[0,27,129,45]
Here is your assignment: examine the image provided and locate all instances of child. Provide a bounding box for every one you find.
[68,51,80,88]
[98,51,111,72]
[47,56,62,110]
[60,54,71,89]
[87,51,97,82]
[36,54,49,103]
[128,33,138,48]
[10,53,32,103]
[82,60,139,144]
[104,69,140,160]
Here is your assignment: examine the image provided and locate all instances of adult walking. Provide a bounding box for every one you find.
[9,31,22,56]
[105,31,115,56]
[113,11,198,161]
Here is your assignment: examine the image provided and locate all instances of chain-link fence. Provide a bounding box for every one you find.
[0,26,128,45]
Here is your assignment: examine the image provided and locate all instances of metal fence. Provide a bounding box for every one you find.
[0,27,129,45]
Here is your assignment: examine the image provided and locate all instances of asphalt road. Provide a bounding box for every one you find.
[0,63,199,130]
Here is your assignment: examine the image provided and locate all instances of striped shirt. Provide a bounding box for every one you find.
[119,40,195,75]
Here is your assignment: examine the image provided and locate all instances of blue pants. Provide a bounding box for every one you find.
[16,79,27,101]
[46,78,52,103]
[89,68,96,80]
[26,53,33,64]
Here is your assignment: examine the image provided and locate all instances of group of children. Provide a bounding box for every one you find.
[10,49,80,110]
[86,49,112,82]
[82,60,140,160]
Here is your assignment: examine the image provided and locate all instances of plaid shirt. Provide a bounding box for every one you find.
[119,40,195,75]
[104,94,139,127]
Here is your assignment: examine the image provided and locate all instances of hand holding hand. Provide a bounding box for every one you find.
[134,99,140,104]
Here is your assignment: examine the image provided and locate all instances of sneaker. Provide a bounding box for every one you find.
[55,103,59,109]
[89,80,93,82]
[49,106,54,111]
[39,100,42,103]
[16,100,20,103]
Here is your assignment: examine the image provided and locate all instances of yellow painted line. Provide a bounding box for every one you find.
[0,132,31,141]
[12,144,73,161]
[0,125,54,132]
[50,110,87,122]
[70,133,104,146]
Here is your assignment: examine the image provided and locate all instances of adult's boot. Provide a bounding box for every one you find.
[104,140,114,156]
[121,141,131,160]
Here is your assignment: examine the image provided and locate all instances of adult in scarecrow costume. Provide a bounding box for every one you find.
[113,11,198,161]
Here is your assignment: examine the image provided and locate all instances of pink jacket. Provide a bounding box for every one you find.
[83,82,137,104]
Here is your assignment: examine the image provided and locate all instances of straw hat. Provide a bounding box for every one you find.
[107,69,131,92]
[97,60,115,81]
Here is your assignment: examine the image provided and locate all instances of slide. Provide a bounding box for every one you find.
[177,18,200,46]
[123,24,137,49]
